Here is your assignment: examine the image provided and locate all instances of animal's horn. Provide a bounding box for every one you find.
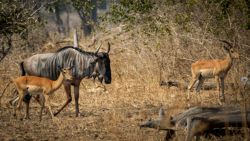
[219,40,233,48]
[95,42,102,54]
[107,42,111,54]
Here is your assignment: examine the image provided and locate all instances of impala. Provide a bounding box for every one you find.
[13,67,73,121]
[188,40,239,103]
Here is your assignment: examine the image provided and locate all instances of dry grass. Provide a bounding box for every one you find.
[0,23,249,141]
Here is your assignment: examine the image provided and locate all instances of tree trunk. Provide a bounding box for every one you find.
[55,5,65,35]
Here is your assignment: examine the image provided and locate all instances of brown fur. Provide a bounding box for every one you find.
[188,43,239,103]
[13,68,73,121]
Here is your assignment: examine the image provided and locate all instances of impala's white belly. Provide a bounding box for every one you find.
[26,85,43,96]
[199,69,215,78]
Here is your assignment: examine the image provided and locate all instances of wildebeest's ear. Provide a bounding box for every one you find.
[107,42,111,54]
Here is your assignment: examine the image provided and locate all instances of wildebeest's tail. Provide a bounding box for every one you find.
[20,61,26,76]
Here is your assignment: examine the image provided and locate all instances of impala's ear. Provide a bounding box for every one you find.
[223,45,230,52]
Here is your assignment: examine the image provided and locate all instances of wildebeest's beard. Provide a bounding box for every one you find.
[92,53,111,84]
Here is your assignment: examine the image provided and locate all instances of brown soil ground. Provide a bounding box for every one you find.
[0,83,248,141]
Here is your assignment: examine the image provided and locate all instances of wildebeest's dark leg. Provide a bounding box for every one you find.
[74,80,81,117]
[54,84,72,116]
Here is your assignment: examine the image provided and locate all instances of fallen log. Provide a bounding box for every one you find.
[140,106,250,141]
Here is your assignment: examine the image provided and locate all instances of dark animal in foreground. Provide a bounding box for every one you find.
[15,43,111,117]
[140,106,250,141]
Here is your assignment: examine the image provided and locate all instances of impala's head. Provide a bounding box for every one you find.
[221,40,240,59]
[223,46,240,59]
[91,42,112,84]
[60,67,74,82]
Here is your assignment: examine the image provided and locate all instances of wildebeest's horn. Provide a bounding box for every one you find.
[95,42,102,54]
[107,42,111,54]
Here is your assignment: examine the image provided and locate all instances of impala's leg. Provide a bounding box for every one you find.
[39,95,45,121]
[15,90,25,119]
[196,75,204,93]
[12,95,19,116]
[54,84,72,116]
[44,94,54,119]
[195,76,204,103]
[34,95,41,105]
[74,80,81,117]
[215,76,222,104]
[188,76,199,100]
[220,77,225,102]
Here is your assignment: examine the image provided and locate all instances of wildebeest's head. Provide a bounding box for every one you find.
[91,42,112,84]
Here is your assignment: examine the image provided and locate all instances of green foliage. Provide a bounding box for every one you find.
[0,0,40,37]
[107,0,155,23]
[71,0,94,18]
[175,13,191,30]
[44,0,96,24]
[119,0,154,13]
[105,0,249,37]
[105,0,170,35]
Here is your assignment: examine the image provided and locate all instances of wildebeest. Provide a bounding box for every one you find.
[15,42,111,117]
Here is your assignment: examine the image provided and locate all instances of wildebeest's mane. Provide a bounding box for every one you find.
[56,46,96,56]
[41,46,98,80]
